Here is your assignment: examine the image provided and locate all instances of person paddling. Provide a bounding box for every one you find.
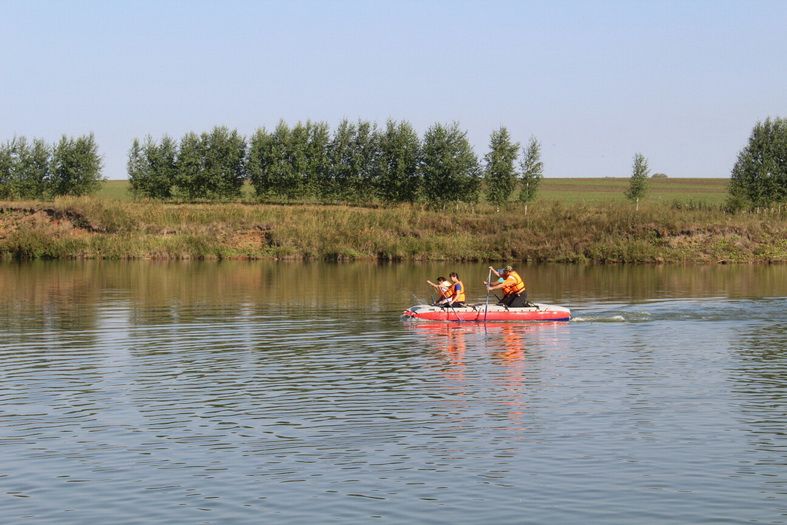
[443,272,466,308]
[485,265,528,307]
[426,276,452,305]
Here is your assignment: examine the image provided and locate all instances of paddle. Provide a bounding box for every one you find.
[447,300,463,323]
[484,267,492,323]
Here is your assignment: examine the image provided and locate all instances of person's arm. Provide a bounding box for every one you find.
[487,275,512,292]
[488,266,501,279]
[426,280,439,289]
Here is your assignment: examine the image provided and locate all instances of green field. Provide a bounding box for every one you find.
[98,178,731,206]
[536,178,729,205]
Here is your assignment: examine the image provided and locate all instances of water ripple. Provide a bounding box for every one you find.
[1,268,785,524]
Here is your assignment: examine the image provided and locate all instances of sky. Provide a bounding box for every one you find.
[1,0,785,180]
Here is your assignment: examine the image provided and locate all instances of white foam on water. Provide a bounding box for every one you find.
[571,314,627,323]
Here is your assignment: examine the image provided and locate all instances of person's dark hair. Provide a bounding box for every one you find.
[437,276,446,282]
[449,272,459,279]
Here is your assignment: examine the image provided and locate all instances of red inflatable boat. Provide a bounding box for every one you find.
[401,303,571,322]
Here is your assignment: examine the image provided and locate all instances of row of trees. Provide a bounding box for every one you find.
[129,121,544,207]
[4,118,781,209]
[0,135,102,199]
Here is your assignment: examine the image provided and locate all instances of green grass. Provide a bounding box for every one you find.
[11,177,779,264]
[537,178,729,205]
[96,180,133,200]
[1,195,784,263]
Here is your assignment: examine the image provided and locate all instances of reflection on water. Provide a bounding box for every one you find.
[0,261,785,524]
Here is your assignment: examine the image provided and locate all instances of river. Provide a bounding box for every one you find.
[1,261,785,524]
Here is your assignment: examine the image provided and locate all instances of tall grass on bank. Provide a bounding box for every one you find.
[0,197,784,263]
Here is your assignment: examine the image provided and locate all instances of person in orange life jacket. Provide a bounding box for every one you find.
[485,265,528,307]
[442,272,466,307]
[426,276,452,305]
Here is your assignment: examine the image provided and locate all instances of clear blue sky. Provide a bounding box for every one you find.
[1,0,785,179]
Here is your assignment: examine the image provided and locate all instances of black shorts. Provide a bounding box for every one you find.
[500,292,528,308]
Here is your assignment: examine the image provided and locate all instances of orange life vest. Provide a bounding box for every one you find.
[451,280,466,303]
[502,271,525,295]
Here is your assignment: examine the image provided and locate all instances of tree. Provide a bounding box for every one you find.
[1,137,55,200]
[174,127,245,200]
[0,140,14,199]
[351,120,381,203]
[50,134,103,196]
[305,121,330,198]
[18,138,51,199]
[202,126,246,200]
[288,121,311,199]
[729,117,787,208]
[248,120,301,199]
[626,153,649,211]
[266,121,299,200]
[377,120,421,203]
[128,135,177,199]
[247,127,275,199]
[484,126,519,209]
[326,119,356,201]
[175,132,205,200]
[518,136,544,214]
[421,122,481,208]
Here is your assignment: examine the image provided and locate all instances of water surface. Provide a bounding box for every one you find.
[1,262,785,524]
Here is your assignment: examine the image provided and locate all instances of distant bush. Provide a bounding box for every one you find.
[651,173,668,179]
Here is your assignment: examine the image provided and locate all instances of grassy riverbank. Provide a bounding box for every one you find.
[1,192,784,263]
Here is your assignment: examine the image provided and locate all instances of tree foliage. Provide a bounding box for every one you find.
[247,121,330,201]
[1,138,52,199]
[484,126,519,208]
[0,135,101,199]
[0,143,11,199]
[377,120,421,203]
[421,123,481,208]
[122,120,531,207]
[326,119,356,201]
[128,136,177,199]
[626,153,649,210]
[50,134,103,197]
[519,136,544,209]
[169,127,245,200]
[729,117,787,208]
